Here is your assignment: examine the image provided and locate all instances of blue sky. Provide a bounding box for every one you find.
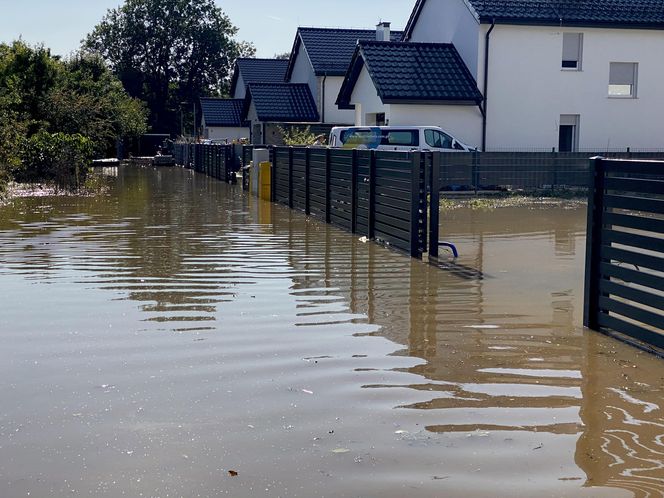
[0,0,414,58]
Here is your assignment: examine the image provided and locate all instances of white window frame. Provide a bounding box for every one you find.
[559,115,580,152]
[562,33,583,71]
[609,62,638,98]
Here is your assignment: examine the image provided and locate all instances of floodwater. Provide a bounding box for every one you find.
[0,166,662,498]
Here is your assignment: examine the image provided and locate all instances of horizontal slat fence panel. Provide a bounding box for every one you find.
[273,148,291,205]
[584,157,664,351]
[328,149,354,232]
[265,147,426,258]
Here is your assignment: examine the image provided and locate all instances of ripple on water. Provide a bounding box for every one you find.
[0,166,661,498]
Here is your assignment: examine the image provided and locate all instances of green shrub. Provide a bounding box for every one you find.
[279,126,325,146]
[17,131,94,188]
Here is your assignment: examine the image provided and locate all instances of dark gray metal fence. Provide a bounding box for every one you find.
[271,147,427,258]
[584,157,664,350]
[173,143,239,183]
[439,151,663,190]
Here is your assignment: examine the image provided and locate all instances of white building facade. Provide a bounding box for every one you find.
[403,0,664,151]
[287,27,405,126]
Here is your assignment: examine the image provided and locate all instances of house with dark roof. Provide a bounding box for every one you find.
[401,0,664,151]
[286,24,403,125]
[200,98,249,142]
[244,83,320,144]
[199,58,288,141]
[336,41,484,147]
[230,58,289,99]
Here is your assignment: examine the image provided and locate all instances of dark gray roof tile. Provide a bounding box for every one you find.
[287,27,404,78]
[337,42,482,106]
[200,98,245,127]
[230,58,289,96]
[246,83,319,122]
[404,0,664,38]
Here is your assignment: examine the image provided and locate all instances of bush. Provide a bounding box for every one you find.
[0,165,8,198]
[17,131,94,188]
[279,126,325,146]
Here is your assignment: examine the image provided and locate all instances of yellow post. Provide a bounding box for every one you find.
[259,161,272,201]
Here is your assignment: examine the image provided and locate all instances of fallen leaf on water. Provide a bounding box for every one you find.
[228,470,239,477]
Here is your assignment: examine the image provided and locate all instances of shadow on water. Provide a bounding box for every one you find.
[0,166,661,498]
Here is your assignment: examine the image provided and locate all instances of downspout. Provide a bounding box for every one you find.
[482,20,495,152]
[321,73,327,123]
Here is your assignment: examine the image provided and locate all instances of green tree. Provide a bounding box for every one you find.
[46,54,148,156]
[0,41,59,135]
[0,41,148,188]
[84,0,255,135]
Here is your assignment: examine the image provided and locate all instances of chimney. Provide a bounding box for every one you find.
[376,22,391,42]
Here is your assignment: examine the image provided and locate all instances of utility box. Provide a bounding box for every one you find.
[251,149,270,195]
[259,162,272,201]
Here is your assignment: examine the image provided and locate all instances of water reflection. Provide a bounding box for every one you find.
[0,166,661,498]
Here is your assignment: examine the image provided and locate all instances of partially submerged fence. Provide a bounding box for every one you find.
[173,143,239,183]
[271,147,427,257]
[584,157,664,350]
[438,151,663,190]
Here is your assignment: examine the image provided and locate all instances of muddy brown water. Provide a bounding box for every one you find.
[0,166,662,498]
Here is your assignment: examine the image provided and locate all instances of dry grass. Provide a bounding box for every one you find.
[440,191,587,211]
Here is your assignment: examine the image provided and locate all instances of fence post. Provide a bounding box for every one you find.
[429,152,441,259]
[305,148,311,216]
[583,157,605,330]
[410,152,422,258]
[351,149,358,234]
[325,148,331,224]
[472,150,479,193]
[420,153,428,254]
[288,147,294,209]
[368,150,376,239]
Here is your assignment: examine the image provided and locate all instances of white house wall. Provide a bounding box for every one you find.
[233,73,246,99]
[409,0,481,79]
[205,126,250,141]
[289,42,319,107]
[322,76,355,124]
[349,65,388,126]
[483,25,664,151]
[389,105,483,147]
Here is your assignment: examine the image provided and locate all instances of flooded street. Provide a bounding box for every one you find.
[0,166,662,498]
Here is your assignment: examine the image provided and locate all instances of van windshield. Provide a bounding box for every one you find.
[340,128,419,148]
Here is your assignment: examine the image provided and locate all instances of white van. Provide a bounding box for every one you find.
[328,126,476,152]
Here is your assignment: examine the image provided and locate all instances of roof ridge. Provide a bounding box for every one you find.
[236,57,289,62]
[298,26,404,33]
[360,40,455,48]
[247,82,310,87]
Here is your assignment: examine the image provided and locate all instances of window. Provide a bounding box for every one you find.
[609,62,638,97]
[381,130,419,146]
[339,128,419,148]
[424,129,453,149]
[559,115,580,152]
[562,33,583,70]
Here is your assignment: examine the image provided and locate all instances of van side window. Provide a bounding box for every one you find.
[425,130,453,149]
[440,132,453,149]
[425,129,441,148]
[381,130,418,146]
